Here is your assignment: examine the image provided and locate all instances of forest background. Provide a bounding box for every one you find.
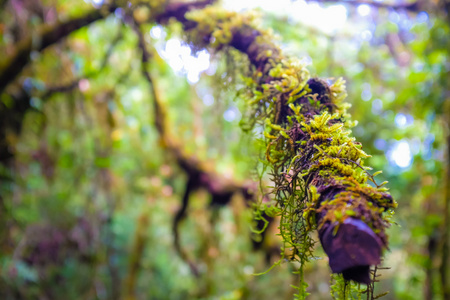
[0,0,449,299]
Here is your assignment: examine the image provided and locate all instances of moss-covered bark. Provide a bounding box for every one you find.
[0,0,398,291]
[153,2,397,285]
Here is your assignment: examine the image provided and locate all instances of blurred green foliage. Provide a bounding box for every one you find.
[0,0,449,299]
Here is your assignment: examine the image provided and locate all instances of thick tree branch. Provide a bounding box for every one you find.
[154,4,396,284]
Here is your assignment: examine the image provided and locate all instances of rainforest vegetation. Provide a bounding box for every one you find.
[0,0,449,299]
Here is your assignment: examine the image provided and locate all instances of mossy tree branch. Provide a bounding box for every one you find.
[0,5,118,94]
[151,2,397,285]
